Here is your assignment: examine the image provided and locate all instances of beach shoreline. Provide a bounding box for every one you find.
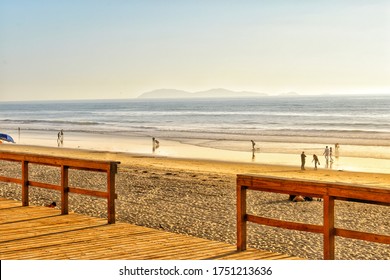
[2,128,390,174]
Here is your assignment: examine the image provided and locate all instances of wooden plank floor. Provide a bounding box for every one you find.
[0,198,301,260]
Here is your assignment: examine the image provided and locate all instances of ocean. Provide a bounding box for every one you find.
[1,94,390,172]
[1,94,389,143]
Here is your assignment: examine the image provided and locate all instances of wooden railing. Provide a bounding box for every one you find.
[236,174,390,260]
[0,151,120,224]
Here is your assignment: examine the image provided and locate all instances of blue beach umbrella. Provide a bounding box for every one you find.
[0,133,15,143]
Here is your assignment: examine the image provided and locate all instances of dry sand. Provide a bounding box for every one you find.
[0,144,389,260]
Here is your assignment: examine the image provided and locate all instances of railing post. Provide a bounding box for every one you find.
[107,162,117,224]
[21,160,29,206]
[237,184,247,251]
[61,165,69,215]
[323,195,335,259]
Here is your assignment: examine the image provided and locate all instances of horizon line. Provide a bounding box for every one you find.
[1,92,389,103]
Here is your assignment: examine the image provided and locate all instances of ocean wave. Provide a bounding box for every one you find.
[3,117,389,136]
[83,110,389,119]
[1,118,101,126]
[150,127,390,141]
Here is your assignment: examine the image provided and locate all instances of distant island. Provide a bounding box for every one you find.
[137,88,269,99]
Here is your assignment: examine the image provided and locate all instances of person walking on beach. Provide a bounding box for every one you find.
[57,129,64,147]
[251,140,256,160]
[152,137,156,152]
[301,151,306,170]
[323,146,329,162]
[335,143,340,159]
[329,147,334,162]
[312,154,320,170]
[152,137,160,152]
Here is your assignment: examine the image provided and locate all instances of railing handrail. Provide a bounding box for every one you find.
[236,174,390,260]
[0,151,120,224]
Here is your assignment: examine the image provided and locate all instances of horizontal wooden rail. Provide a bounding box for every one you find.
[0,151,120,224]
[237,174,390,260]
[0,176,22,184]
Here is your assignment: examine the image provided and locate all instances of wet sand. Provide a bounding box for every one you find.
[7,129,390,174]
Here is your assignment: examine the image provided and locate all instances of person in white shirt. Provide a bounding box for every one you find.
[323,146,330,162]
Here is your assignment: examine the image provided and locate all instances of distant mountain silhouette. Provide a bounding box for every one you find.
[137,88,268,99]
[278,91,300,96]
[138,89,191,99]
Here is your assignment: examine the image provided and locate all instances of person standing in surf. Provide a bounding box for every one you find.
[301,151,306,170]
[312,154,320,170]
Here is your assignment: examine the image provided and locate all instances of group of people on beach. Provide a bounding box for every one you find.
[249,140,340,169]
[295,145,340,202]
[300,152,322,170]
[301,143,340,170]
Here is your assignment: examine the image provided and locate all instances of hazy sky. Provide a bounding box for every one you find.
[1,0,389,101]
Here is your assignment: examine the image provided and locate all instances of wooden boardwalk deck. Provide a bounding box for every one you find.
[0,198,301,260]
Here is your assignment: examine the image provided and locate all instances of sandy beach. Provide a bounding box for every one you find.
[0,143,389,260]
